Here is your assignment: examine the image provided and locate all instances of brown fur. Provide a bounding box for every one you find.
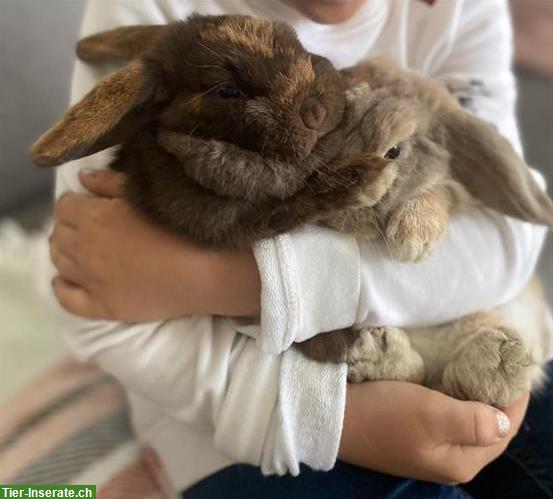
[31,60,152,167]
[271,57,316,105]
[296,329,358,363]
[199,17,276,58]
[76,25,165,64]
[30,16,553,406]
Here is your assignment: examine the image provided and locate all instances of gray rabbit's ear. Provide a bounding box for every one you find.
[31,60,156,167]
[444,110,553,227]
[77,25,165,63]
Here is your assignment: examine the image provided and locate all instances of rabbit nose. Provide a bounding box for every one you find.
[301,100,327,131]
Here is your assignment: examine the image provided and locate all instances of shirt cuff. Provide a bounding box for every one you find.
[253,225,361,354]
[261,348,348,475]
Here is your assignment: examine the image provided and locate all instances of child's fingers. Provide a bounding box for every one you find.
[429,393,530,484]
[436,398,511,448]
[54,192,96,230]
[79,168,126,198]
[430,401,511,484]
[49,244,83,286]
[52,276,107,319]
[501,391,530,433]
[50,222,80,258]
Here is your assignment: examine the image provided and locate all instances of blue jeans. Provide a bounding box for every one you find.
[183,361,553,499]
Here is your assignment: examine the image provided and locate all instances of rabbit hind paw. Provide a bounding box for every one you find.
[347,327,425,384]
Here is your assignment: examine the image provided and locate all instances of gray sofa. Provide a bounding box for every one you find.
[0,0,85,215]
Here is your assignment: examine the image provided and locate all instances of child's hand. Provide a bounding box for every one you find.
[339,381,528,484]
[49,169,261,321]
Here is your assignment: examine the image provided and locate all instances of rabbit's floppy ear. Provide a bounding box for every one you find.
[444,110,553,227]
[77,25,165,63]
[31,60,157,167]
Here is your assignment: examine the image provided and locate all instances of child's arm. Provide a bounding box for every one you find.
[58,306,345,474]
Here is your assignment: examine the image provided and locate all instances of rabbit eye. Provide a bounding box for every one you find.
[218,86,244,99]
[384,144,401,160]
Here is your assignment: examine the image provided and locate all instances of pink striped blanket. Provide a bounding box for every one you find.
[0,358,174,498]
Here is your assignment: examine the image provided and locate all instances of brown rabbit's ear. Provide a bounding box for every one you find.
[77,25,165,63]
[444,110,553,227]
[31,60,156,167]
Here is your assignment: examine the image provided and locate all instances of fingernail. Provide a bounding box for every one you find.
[496,411,511,437]
[80,168,98,178]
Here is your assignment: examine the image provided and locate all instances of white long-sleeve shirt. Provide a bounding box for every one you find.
[51,0,548,492]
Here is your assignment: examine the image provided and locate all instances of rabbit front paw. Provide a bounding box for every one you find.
[385,197,447,262]
[441,327,540,407]
[347,327,425,383]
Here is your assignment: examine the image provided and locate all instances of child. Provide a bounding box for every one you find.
[49,1,552,497]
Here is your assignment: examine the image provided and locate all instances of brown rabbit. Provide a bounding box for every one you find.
[31,15,384,249]
[31,16,553,407]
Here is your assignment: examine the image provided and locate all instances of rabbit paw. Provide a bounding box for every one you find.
[385,199,446,262]
[347,327,425,383]
[441,327,539,407]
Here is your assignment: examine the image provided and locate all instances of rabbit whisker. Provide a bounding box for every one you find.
[194,40,225,61]
[184,61,223,70]
[186,124,200,148]
[372,211,394,257]
[183,81,229,106]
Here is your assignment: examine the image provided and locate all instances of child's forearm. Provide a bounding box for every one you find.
[207,246,262,317]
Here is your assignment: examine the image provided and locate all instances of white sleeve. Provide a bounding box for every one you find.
[52,0,346,475]
[61,311,346,475]
[255,0,548,354]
